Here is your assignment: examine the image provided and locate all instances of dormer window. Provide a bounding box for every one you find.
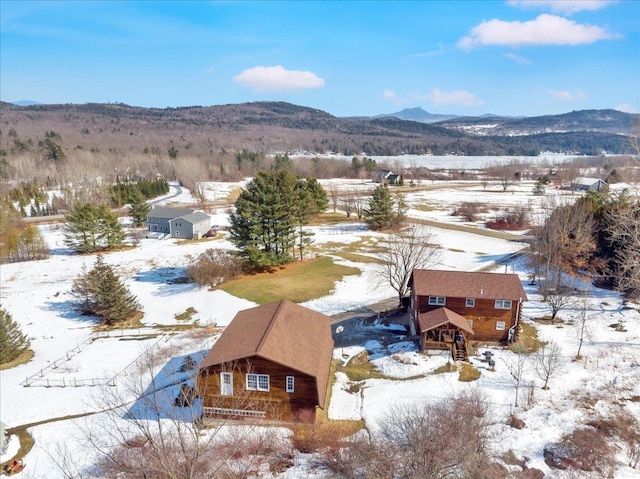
[465,298,475,307]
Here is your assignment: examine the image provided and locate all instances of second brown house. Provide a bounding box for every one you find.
[197,300,334,423]
[408,269,527,359]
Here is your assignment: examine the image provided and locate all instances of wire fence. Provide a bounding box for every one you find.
[21,328,172,388]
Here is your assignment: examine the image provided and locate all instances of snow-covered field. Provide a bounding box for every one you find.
[1,177,639,478]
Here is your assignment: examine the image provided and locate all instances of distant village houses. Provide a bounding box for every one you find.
[146,206,211,239]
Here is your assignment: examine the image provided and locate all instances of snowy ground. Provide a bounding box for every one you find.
[1,176,639,478]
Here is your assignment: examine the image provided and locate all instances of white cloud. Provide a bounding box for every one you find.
[384,90,398,100]
[420,88,485,107]
[614,103,637,113]
[233,65,325,92]
[507,1,617,15]
[503,52,531,64]
[547,89,587,101]
[205,66,216,75]
[457,14,615,50]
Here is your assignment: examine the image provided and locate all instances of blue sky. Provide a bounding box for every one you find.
[1,0,638,117]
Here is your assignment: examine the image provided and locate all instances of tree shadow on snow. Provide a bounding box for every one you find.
[134,267,197,297]
[44,299,100,324]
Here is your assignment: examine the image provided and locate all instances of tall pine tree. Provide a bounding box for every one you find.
[364,184,406,230]
[229,170,327,269]
[64,203,126,253]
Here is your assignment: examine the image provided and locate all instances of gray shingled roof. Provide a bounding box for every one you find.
[148,206,196,219]
[175,211,211,224]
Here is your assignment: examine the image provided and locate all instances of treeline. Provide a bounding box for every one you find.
[110,177,169,207]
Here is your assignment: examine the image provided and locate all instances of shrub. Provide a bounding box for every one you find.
[453,202,484,222]
[458,362,481,382]
[186,249,243,288]
[544,427,615,476]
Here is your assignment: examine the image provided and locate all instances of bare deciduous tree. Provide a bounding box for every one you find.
[376,225,441,306]
[533,341,563,389]
[504,345,528,407]
[606,201,640,297]
[69,345,274,479]
[542,283,578,320]
[529,199,595,295]
[574,299,593,359]
[318,389,504,479]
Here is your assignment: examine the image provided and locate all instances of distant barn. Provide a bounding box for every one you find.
[571,177,607,191]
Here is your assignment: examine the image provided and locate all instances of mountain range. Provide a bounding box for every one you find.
[1,101,637,157]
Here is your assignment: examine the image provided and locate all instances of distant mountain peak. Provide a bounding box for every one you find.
[376,107,459,124]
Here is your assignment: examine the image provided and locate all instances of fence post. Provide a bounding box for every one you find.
[40,369,44,377]
[46,379,50,388]
[53,360,58,369]
[62,377,65,388]
[66,351,70,360]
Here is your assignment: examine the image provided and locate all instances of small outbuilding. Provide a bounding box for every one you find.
[571,177,607,191]
[197,300,334,423]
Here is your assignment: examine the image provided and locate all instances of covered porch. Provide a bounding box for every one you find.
[417,307,475,361]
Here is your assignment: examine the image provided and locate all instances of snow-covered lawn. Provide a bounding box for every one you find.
[1,178,639,478]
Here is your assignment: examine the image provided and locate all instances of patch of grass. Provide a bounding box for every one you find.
[333,251,382,264]
[93,311,145,332]
[0,349,34,370]
[337,360,384,382]
[220,256,360,304]
[458,362,481,382]
[175,307,198,321]
[308,212,354,226]
[433,362,458,374]
[513,321,545,353]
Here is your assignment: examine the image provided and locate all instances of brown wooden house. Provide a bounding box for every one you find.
[197,300,334,423]
[408,269,527,359]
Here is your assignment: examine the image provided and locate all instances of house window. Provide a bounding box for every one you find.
[465,298,475,307]
[428,296,446,306]
[246,373,270,391]
[496,321,506,331]
[220,372,233,396]
[495,300,512,310]
[286,376,294,393]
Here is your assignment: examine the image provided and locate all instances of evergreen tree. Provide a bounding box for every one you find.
[229,170,326,269]
[364,184,405,230]
[64,203,126,253]
[128,193,151,227]
[72,255,142,326]
[0,308,30,365]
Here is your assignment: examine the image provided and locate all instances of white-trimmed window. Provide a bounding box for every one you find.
[286,376,295,393]
[465,298,475,307]
[220,372,233,396]
[495,300,512,310]
[428,296,446,306]
[496,321,506,331]
[246,373,270,391]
